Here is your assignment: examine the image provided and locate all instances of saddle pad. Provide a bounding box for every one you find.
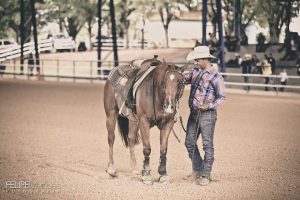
[133,65,157,97]
[107,67,127,88]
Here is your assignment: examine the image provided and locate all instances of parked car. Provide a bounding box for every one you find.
[0,39,18,50]
[50,33,76,52]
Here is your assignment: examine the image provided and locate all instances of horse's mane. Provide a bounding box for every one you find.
[154,61,168,86]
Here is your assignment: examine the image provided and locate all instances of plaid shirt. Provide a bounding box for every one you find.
[183,66,225,110]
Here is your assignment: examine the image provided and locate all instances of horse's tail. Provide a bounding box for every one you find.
[117,115,140,147]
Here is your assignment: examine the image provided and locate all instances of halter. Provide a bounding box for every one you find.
[152,69,185,129]
[162,70,185,103]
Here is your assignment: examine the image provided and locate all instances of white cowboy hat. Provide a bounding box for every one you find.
[186,46,216,61]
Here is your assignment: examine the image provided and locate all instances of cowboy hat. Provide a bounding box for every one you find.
[186,46,216,61]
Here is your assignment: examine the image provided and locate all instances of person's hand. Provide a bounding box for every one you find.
[199,103,210,111]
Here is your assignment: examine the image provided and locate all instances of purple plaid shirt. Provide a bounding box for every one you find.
[183,66,225,110]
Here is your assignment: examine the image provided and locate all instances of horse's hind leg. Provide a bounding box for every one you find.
[106,110,118,177]
[128,120,139,175]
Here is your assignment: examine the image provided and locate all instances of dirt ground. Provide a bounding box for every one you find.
[0,79,299,200]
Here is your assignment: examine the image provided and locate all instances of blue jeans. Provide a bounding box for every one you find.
[185,109,217,177]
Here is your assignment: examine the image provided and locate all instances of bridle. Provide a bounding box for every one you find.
[162,70,185,104]
[152,69,185,127]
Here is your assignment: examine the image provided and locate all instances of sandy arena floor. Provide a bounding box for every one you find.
[0,79,299,200]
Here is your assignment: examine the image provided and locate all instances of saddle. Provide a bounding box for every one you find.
[107,55,161,116]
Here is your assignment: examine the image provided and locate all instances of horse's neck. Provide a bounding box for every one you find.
[154,74,165,104]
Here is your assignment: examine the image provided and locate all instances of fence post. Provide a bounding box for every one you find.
[41,60,44,80]
[13,59,16,79]
[73,60,75,83]
[90,61,93,83]
[275,74,279,95]
[57,60,59,82]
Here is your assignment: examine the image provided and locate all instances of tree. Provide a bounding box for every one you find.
[115,0,135,48]
[131,0,155,49]
[81,0,98,50]
[156,0,181,48]
[258,0,300,44]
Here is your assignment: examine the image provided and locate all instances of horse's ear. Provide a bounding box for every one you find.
[162,58,168,70]
[168,63,176,70]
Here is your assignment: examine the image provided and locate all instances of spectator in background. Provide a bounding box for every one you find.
[296,54,300,76]
[252,54,260,74]
[261,59,272,91]
[194,39,201,47]
[27,53,34,76]
[256,33,266,52]
[241,31,248,45]
[265,53,276,74]
[279,68,288,92]
[241,54,252,90]
[279,29,293,61]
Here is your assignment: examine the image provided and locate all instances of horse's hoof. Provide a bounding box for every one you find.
[141,175,153,185]
[106,167,117,177]
[159,175,170,184]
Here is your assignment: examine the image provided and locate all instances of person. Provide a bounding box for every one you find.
[241,54,252,91]
[279,29,293,61]
[279,68,288,92]
[296,55,300,76]
[183,46,225,186]
[256,32,266,52]
[261,59,272,91]
[265,53,276,74]
[252,54,260,74]
[27,53,34,76]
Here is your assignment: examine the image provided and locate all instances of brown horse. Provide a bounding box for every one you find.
[104,59,186,184]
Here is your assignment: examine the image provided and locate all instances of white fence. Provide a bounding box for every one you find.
[1,59,300,94]
[0,39,148,62]
[0,39,53,62]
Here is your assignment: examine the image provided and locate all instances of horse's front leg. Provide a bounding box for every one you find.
[139,117,152,185]
[158,120,174,184]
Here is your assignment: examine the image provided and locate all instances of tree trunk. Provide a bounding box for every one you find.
[124,30,129,49]
[202,0,207,45]
[164,26,169,48]
[88,24,92,51]
[97,0,102,71]
[110,0,119,66]
[234,0,241,51]
[269,21,279,44]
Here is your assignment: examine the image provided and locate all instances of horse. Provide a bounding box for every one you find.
[103,59,187,185]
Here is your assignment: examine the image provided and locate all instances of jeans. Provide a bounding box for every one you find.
[185,109,217,177]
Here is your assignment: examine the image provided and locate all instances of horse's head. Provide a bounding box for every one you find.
[161,61,188,114]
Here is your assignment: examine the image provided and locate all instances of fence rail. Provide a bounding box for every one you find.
[0,39,148,62]
[1,59,300,93]
[0,39,53,62]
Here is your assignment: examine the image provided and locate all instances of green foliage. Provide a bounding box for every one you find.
[0,0,299,45]
[0,0,19,39]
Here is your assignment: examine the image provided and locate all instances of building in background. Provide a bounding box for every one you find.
[145,11,213,48]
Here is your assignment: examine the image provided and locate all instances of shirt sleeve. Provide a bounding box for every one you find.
[209,75,225,109]
[183,68,194,84]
